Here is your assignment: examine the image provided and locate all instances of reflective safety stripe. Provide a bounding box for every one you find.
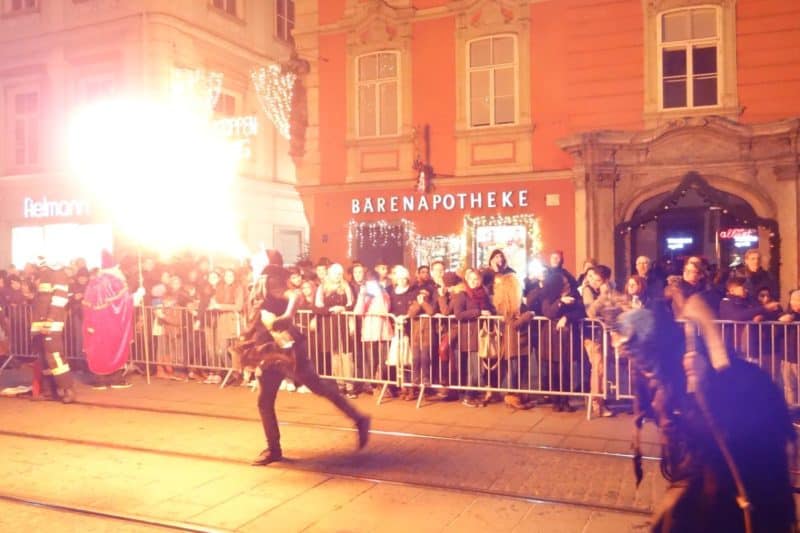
[51,363,71,376]
[53,284,69,292]
[51,295,69,307]
[38,283,54,293]
[50,352,71,376]
[30,321,64,333]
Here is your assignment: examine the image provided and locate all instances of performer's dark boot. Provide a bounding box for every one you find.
[252,447,283,466]
[356,415,371,449]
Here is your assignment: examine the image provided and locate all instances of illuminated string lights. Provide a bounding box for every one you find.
[347,219,417,259]
[170,68,224,113]
[464,214,542,257]
[251,64,296,140]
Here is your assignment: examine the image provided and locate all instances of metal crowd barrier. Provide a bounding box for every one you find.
[3,304,800,419]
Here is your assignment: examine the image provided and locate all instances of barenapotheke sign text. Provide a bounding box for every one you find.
[351,190,528,214]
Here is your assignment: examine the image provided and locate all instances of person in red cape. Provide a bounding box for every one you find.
[83,251,136,389]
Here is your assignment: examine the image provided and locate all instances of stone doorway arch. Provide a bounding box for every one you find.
[614,172,780,290]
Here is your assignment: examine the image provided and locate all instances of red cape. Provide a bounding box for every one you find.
[82,267,134,375]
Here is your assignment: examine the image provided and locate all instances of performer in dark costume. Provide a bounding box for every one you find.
[606,296,796,533]
[30,261,76,403]
[232,251,370,465]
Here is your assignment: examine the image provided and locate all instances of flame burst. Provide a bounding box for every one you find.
[67,97,248,260]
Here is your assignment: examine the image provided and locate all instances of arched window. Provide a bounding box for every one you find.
[467,34,517,127]
[356,51,399,138]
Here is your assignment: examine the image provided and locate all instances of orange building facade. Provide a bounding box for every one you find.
[293,0,800,290]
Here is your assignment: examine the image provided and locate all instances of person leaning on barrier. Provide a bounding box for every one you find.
[432,271,462,401]
[405,286,435,400]
[491,270,535,410]
[777,289,800,406]
[452,268,495,408]
[541,269,585,412]
[582,266,614,417]
[353,272,393,391]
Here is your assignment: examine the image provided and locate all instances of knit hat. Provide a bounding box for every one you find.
[443,272,462,287]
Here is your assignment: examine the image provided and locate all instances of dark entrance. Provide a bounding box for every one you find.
[614,172,780,289]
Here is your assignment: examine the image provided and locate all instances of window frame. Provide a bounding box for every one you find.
[209,0,241,20]
[276,0,294,45]
[466,33,519,129]
[355,50,401,139]
[657,6,722,111]
[5,84,41,172]
[3,0,38,15]
[642,0,738,127]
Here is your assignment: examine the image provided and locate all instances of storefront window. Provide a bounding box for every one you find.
[475,225,527,275]
[415,234,462,271]
[12,223,113,269]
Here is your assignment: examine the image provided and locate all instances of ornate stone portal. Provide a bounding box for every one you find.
[559,116,800,290]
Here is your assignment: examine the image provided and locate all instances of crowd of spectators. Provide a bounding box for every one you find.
[2,246,799,409]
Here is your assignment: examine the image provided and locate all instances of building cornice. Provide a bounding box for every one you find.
[296,169,572,194]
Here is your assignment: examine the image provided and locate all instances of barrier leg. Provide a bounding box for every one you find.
[220,368,235,389]
[0,354,14,376]
[377,382,388,405]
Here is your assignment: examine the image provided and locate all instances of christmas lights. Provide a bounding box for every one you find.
[464,214,542,271]
[170,68,223,113]
[251,64,296,140]
[347,219,416,259]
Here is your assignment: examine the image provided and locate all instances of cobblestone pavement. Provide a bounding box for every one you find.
[0,369,659,531]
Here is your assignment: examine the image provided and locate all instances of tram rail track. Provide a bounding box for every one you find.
[64,397,661,463]
[0,491,229,532]
[0,426,652,519]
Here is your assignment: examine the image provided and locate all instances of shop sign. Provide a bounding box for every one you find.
[351,190,529,215]
[719,228,756,239]
[23,196,90,219]
[719,228,758,248]
[212,115,258,160]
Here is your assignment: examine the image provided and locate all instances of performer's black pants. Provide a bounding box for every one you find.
[257,354,363,454]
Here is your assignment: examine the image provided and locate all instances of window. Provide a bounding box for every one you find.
[214,93,236,117]
[659,7,719,109]
[356,52,399,138]
[468,35,517,127]
[276,0,294,44]
[211,0,236,17]
[6,0,37,12]
[274,227,303,266]
[9,90,39,168]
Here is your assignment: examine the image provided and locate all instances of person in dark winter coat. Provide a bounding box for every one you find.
[541,269,584,412]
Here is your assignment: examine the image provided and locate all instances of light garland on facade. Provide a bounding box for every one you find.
[464,214,543,264]
[170,68,223,113]
[251,64,296,140]
[347,219,417,259]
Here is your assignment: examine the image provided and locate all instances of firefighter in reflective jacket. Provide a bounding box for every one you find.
[30,264,76,403]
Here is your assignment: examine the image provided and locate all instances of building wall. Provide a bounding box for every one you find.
[297,0,800,284]
[0,0,307,267]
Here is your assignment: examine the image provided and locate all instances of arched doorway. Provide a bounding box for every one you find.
[614,172,780,289]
